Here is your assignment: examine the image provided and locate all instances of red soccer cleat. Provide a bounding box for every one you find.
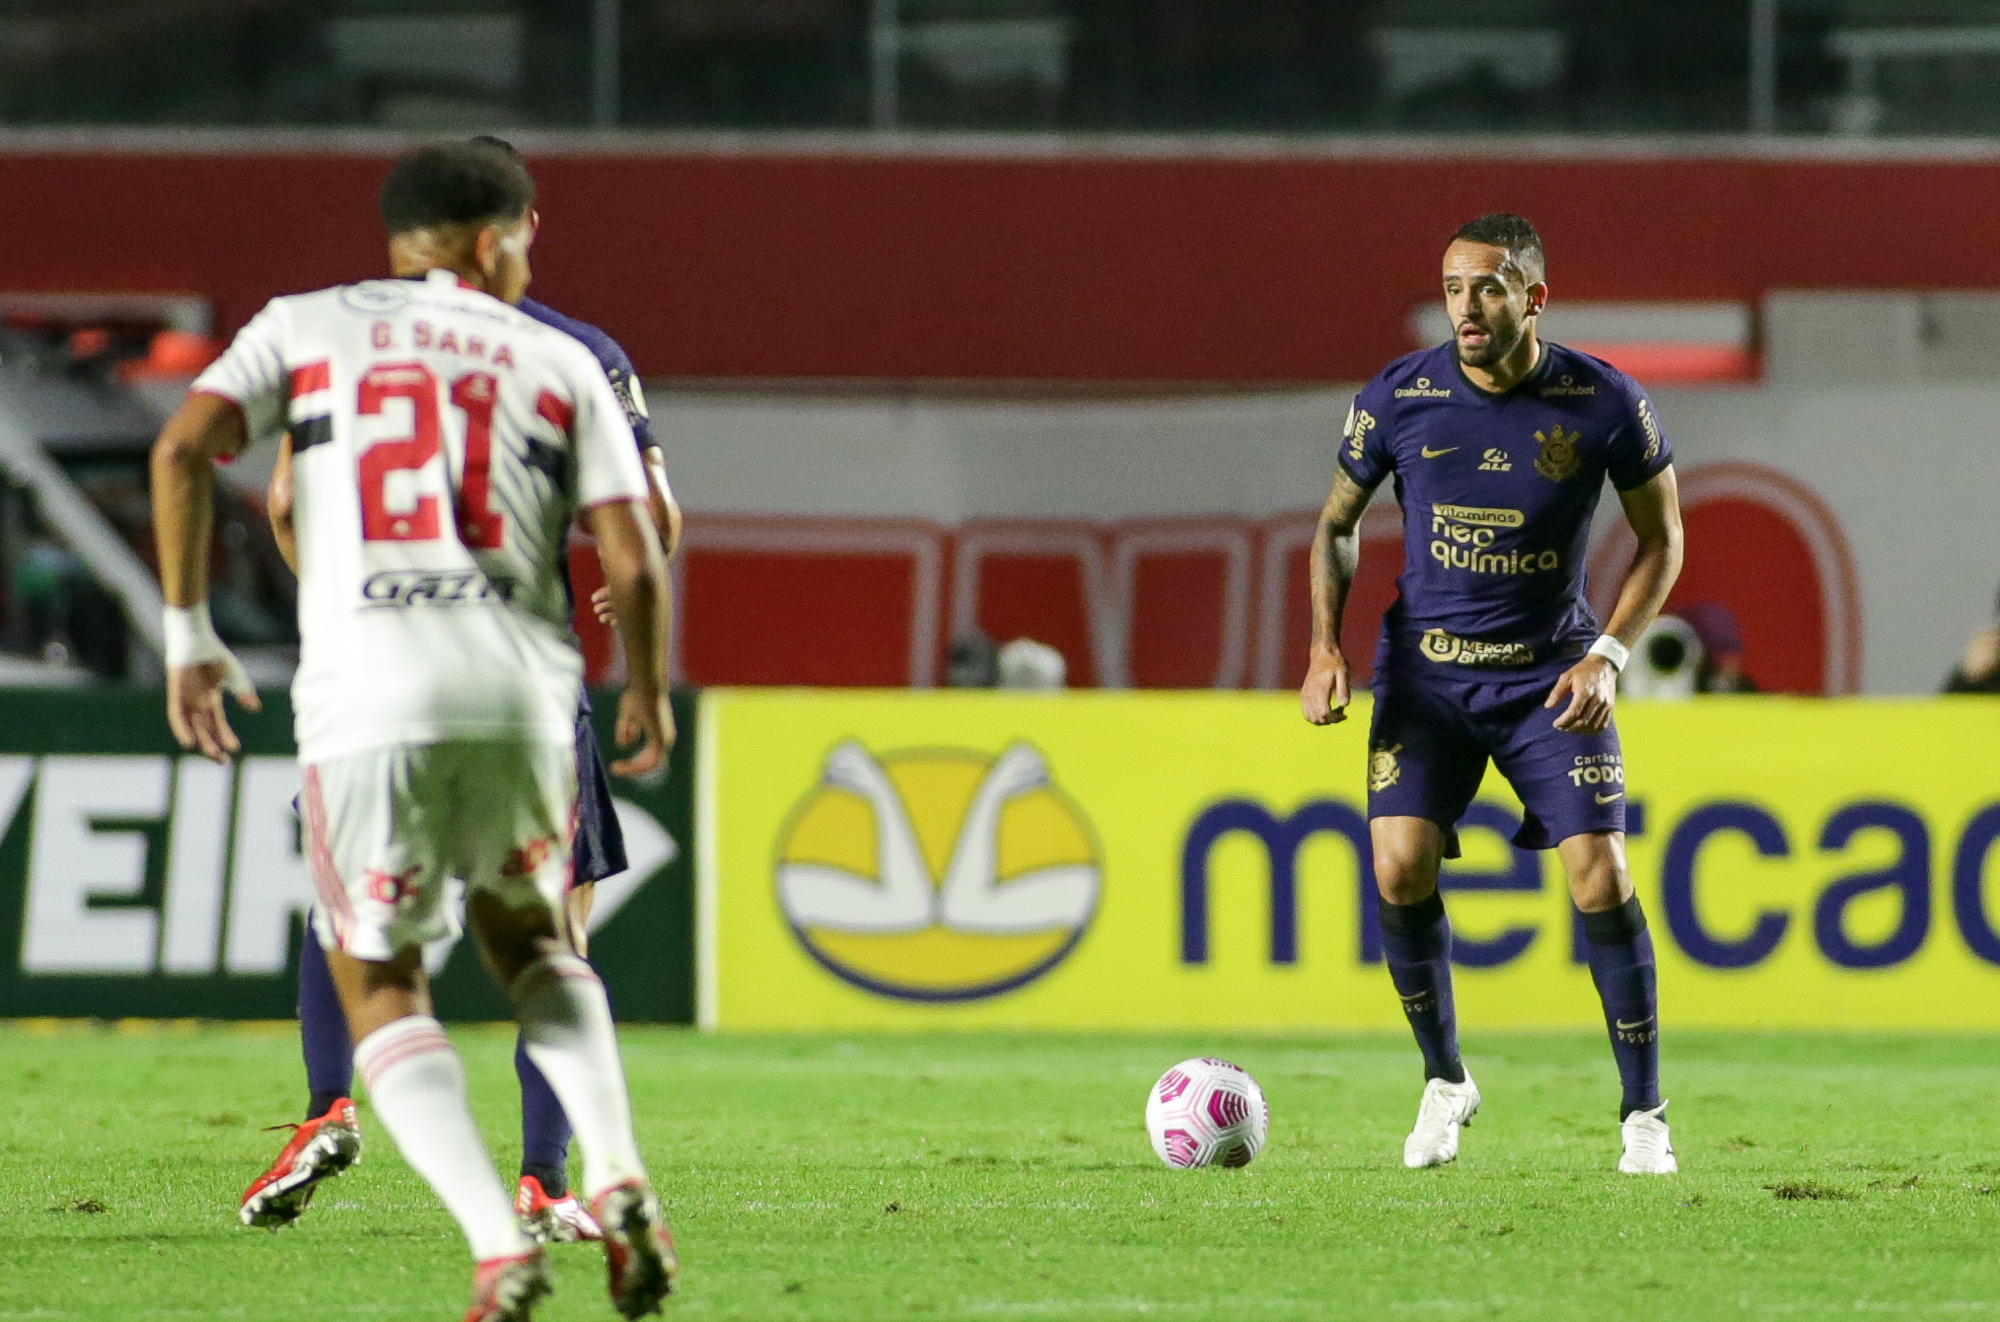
[589,1181,680,1318]
[463,1248,552,1322]
[516,1174,603,1243]
[239,1098,363,1229]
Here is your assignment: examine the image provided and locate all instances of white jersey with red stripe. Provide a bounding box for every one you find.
[194,269,649,763]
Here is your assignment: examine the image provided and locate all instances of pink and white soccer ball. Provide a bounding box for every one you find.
[1145,1057,1269,1169]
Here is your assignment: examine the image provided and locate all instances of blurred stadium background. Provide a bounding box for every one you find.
[2,1,2000,1035]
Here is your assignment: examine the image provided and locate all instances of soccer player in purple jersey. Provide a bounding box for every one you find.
[239,139,684,1244]
[1300,214,1685,1174]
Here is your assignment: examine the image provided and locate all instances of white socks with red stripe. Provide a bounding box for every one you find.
[509,954,647,1199]
[353,1016,529,1262]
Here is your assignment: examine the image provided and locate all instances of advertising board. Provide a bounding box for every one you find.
[700,690,2000,1030]
[0,690,694,1021]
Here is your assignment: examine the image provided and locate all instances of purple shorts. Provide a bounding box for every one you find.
[1366,662,1626,856]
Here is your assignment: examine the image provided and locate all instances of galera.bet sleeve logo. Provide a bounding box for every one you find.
[774,741,1102,1002]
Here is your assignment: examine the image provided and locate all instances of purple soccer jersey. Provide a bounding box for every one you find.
[1345,341,1672,853]
[1342,341,1672,671]
[520,296,656,454]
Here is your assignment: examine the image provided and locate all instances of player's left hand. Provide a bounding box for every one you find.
[591,585,618,628]
[1546,654,1617,734]
[611,688,676,778]
[167,659,262,764]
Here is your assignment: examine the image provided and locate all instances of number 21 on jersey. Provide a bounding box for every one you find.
[355,360,514,549]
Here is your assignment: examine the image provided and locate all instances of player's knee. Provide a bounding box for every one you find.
[467,891,564,982]
[1564,849,1631,912]
[1373,845,1439,905]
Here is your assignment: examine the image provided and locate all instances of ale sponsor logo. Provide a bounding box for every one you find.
[774,742,1101,1001]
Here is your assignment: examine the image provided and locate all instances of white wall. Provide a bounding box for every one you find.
[653,382,2000,695]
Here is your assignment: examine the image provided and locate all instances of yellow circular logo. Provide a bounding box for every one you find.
[775,742,1102,1002]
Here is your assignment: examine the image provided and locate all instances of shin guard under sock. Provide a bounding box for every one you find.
[1378,892,1465,1084]
[516,1033,575,1197]
[510,954,646,1199]
[298,931,355,1120]
[1581,896,1662,1118]
[354,1017,528,1261]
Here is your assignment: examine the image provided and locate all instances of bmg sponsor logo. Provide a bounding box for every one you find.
[1177,794,2000,974]
[774,742,1101,1001]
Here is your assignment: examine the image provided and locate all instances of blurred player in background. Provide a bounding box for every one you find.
[151,142,678,1320]
[240,136,683,1249]
[1300,214,1685,1175]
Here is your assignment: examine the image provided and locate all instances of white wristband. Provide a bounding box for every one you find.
[1588,634,1631,673]
[163,602,225,668]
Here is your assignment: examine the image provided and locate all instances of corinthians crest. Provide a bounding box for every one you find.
[1533,424,1581,481]
[1368,743,1403,792]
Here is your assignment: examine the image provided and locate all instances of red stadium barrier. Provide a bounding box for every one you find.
[950,521,1113,688]
[10,142,2000,383]
[612,461,1855,694]
[670,516,944,688]
[1587,461,1861,695]
[1113,519,1254,690]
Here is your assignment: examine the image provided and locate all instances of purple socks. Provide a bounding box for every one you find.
[1377,891,1465,1084]
[298,932,354,1120]
[515,1034,576,1198]
[1580,896,1662,1118]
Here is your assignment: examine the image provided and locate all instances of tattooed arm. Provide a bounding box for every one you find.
[1300,463,1379,726]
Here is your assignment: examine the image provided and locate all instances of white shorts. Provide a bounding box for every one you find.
[303,739,576,962]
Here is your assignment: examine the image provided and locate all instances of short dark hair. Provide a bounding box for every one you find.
[1450,213,1545,283]
[468,133,522,161]
[379,142,535,235]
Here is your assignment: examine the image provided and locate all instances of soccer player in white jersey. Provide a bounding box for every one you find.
[150,144,676,1321]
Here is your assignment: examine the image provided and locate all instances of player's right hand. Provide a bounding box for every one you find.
[611,688,675,777]
[1300,646,1352,725]
[167,659,261,764]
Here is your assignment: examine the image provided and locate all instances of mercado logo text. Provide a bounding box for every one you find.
[1181,795,2000,972]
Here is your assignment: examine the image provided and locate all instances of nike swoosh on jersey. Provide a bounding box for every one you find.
[1420,445,1459,459]
[1595,791,1624,804]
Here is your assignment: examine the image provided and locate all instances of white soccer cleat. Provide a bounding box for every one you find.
[1403,1073,1480,1168]
[1619,1101,1678,1174]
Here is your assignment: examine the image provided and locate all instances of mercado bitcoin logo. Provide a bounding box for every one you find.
[774,741,1101,1001]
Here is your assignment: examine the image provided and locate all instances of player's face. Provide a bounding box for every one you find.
[482,211,539,306]
[1442,241,1543,369]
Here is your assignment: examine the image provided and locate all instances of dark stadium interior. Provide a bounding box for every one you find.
[4,0,1997,135]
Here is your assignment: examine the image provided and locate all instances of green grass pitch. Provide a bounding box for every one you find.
[5,1023,2000,1321]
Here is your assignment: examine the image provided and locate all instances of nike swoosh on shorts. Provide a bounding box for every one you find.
[1595,792,1623,804]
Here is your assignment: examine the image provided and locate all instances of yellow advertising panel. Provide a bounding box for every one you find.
[698,691,2000,1030]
